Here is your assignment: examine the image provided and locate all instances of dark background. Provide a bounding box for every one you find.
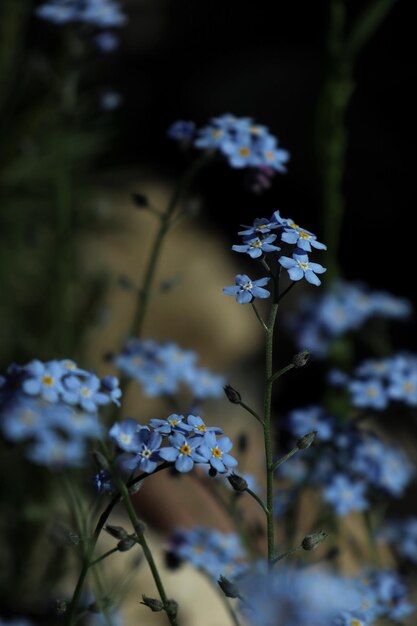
[94,0,414,305]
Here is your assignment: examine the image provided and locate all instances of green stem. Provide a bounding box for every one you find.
[89,547,119,568]
[263,303,279,565]
[245,488,269,516]
[250,302,268,332]
[216,590,242,626]
[130,154,209,340]
[238,400,263,425]
[272,445,300,473]
[268,363,295,385]
[272,543,302,565]
[116,479,179,626]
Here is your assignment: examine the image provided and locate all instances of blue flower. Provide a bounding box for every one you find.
[119,429,162,474]
[281,224,327,252]
[363,570,414,622]
[184,367,225,399]
[323,474,368,516]
[166,527,247,581]
[238,218,280,238]
[223,274,270,304]
[388,370,417,405]
[27,430,87,468]
[285,405,334,441]
[150,413,191,435]
[167,120,196,142]
[279,253,326,286]
[81,0,127,27]
[198,432,238,473]
[94,470,116,495]
[348,379,388,410]
[109,418,144,452]
[184,414,223,436]
[379,517,417,563]
[100,90,122,111]
[232,234,280,258]
[63,374,112,413]
[21,359,65,403]
[35,1,79,24]
[159,432,205,472]
[237,565,367,626]
[94,31,119,52]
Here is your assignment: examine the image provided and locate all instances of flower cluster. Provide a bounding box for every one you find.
[108,414,238,476]
[0,359,121,468]
[165,527,247,581]
[280,405,414,516]
[113,339,225,400]
[35,0,127,52]
[288,281,411,357]
[223,210,327,303]
[236,563,414,626]
[168,114,289,174]
[378,516,417,563]
[331,353,417,410]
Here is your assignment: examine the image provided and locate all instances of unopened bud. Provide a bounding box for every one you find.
[105,525,129,540]
[208,467,218,478]
[117,536,136,552]
[218,575,241,598]
[302,530,328,551]
[134,520,147,535]
[297,431,317,450]
[166,599,179,618]
[224,384,241,404]
[227,473,248,493]
[140,595,163,612]
[292,350,310,368]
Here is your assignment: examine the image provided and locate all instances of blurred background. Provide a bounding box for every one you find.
[0,1,416,623]
[0,0,415,373]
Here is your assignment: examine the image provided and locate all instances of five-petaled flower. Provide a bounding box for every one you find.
[223,274,271,304]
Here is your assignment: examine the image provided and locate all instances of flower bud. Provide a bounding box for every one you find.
[297,431,317,450]
[105,525,129,540]
[292,350,310,368]
[224,384,241,404]
[166,599,179,618]
[227,473,248,493]
[218,575,241,598]
[141,595,163,612]
[302,530,328,551]
[117,536,136,552]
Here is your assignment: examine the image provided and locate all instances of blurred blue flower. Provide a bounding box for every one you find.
[323,474,368,516]
[223,274,270,304]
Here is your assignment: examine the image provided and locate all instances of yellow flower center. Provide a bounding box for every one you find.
[196,424,206,432]
[169,419,179,426]
[120,433,133,445]
[239,146,251,157]
[250,126,261,135]
[264,150,274,160]
[211,129,224,139]
[350,620,362,626]
[63,361,76,370]
[299,262,309,270]
[251,240,262,248]
[42,375,54,386]
[179,444,191,455]
[366,386,378,398]
[299,231,310,239]
[211,447,222,459]
[403,381,415,394]
[289,221,299,228]
[80,387,92,398]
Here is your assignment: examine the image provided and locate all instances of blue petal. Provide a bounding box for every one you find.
[211,457,226,472]
[159,447,179,462]
[288,266,304,281]
[176,455,194,473]
[279,256,296,269]
[304,270,321,286]
[251,287,270,299]
[236,291,253,304]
